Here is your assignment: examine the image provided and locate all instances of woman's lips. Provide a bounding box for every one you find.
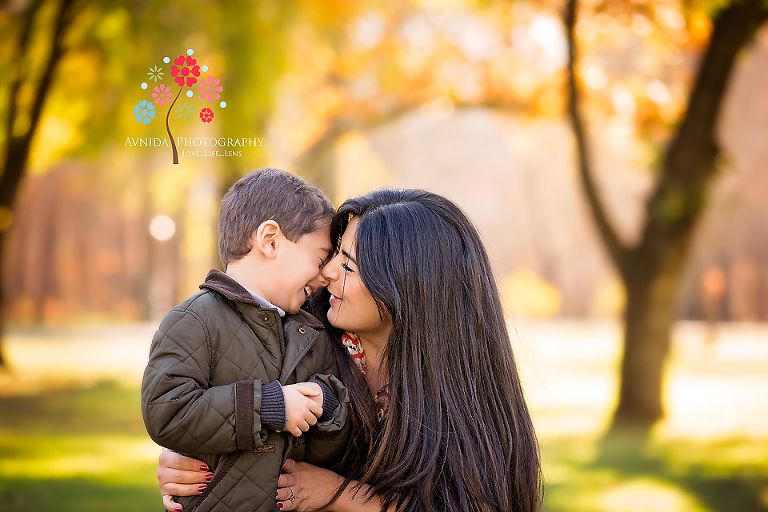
[329,294,341,305]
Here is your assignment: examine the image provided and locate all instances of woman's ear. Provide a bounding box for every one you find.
[252,220,282,258]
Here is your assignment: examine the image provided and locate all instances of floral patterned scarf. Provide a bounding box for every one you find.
[341,332,390,420]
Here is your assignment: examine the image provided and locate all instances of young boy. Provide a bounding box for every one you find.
[141,168,349,512]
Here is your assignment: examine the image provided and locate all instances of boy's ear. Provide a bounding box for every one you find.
[252,220,282,258]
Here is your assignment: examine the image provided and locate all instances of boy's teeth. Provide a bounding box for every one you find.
[304,285,311,296]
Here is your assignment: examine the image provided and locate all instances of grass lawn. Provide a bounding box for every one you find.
[0,320,767,511]
[0,381,160,511]
[542,435,768,511]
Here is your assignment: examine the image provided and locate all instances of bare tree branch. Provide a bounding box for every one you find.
[564,0,627,275]
[642,0,768,249]
[3,0,44,158]
[1,0,76,208]
[666,1,768,182]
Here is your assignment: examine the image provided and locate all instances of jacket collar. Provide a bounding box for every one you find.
[200,269,323,329]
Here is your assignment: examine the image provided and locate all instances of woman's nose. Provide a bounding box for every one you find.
[321,257,338,283]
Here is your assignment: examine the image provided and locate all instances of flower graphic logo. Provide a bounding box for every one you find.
[171,55,201,88]
[147,65,163,82]
[134,100,155,125]
[174,100,196,122]
[198,77,223,102]
[200,107,214,123]
[133,48,227,164]
[152,84,173,106]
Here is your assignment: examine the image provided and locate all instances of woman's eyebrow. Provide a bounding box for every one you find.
[341,249,358,265]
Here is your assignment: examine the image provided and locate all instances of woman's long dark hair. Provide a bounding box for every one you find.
[310,189,542,512]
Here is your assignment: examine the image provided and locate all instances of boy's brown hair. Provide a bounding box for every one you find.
[218,168,334,267]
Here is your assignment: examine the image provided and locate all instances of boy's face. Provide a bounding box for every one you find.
[270,222,332,314]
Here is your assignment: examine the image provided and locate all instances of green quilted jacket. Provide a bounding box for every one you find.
[141,269,349,512]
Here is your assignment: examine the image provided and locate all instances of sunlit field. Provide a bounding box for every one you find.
[513,320,768,512]
[0,324,159,511]
[1,320,767,511]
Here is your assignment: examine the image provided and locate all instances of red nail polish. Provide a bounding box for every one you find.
[198,484,207,492]
[278,504,283,509]
[276,491,279,498]
[200,465,209,471]
[205,473,213,482]
[176,506,183,512]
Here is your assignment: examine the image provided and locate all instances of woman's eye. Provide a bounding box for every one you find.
[341,262,355,273]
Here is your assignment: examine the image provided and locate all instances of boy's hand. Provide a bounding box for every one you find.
[282,383,323,437]
[306,383,324,413]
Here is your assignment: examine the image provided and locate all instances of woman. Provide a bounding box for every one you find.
[158,189,542,512]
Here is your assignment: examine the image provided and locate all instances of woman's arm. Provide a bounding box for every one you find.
[157,448,212,512]
[276,459,394,512]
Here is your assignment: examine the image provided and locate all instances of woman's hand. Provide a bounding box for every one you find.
[276,458,343,511]
[157,448,213,512]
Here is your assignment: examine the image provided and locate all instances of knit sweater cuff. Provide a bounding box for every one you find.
[312,380,340,423]
[260,380,287,431]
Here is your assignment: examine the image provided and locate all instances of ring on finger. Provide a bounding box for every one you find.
[289,486,296,502]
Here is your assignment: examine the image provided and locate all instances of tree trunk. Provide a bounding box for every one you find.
[0,143,33,369]
[612,246,687,427]
[295,122,343,203]
[564,0,768,430]
[0,231,6,368]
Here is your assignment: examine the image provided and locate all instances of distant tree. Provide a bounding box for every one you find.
[564,0,768,431]
[0,0,77,367]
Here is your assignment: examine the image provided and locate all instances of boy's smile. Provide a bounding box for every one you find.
[268,223,332,314]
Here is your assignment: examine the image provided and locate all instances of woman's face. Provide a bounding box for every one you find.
[321,217,391,342]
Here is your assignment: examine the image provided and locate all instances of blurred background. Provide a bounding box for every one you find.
[1,0,767,510]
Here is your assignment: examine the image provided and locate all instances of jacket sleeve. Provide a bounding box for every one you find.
[303,338,351,466]
[140,306,267,455]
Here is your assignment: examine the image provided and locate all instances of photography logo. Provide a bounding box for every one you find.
[131,48,225,164]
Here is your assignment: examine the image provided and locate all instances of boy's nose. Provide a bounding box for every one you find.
[307,272,329,291]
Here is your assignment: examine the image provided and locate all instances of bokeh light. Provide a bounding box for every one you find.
[149,215,176,241]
